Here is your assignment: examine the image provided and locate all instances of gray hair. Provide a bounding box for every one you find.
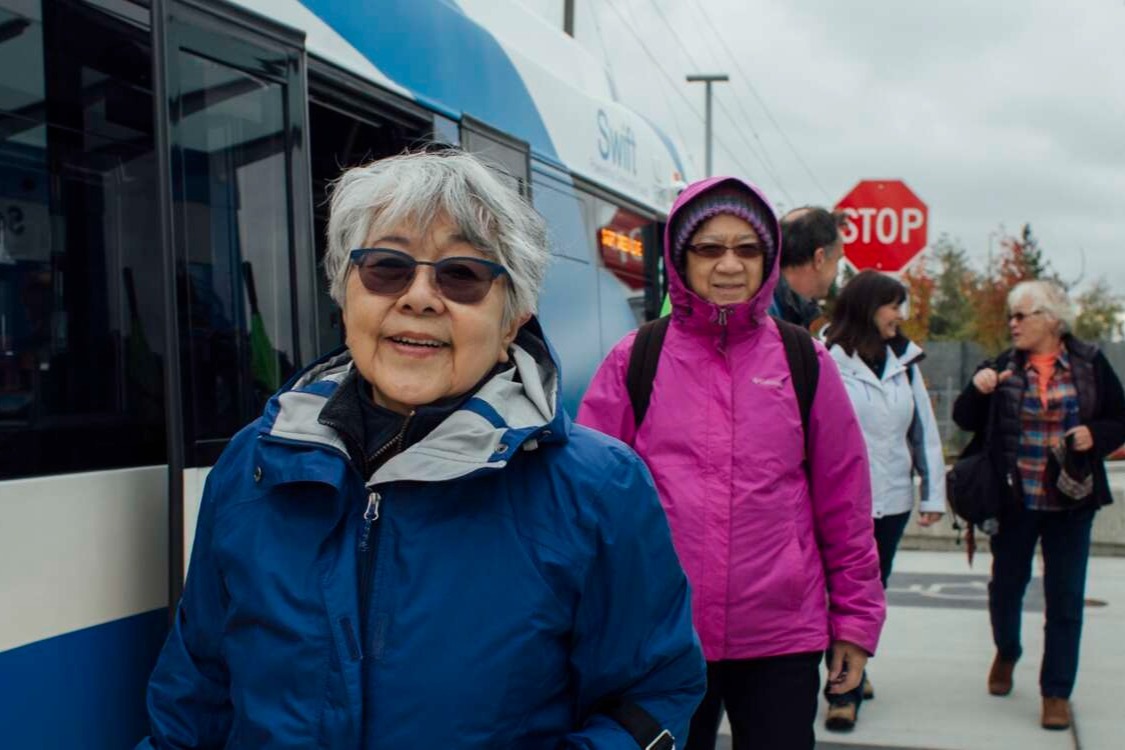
[325,150,550,326]
[1008,280,1075,334]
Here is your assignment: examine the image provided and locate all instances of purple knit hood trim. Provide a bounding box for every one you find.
[664,176,782,328]
[669,186,777,276]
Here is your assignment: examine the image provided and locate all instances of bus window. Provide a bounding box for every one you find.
[433,113,460,148]
[0,0,165,479]
[308,97,431,356]
[589,195,657,335]
[534,179,593,263]
[531,175,599,414]
[462,116,530,198]
[170,50,296,451]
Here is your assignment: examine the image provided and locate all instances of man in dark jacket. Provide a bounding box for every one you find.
[770,207,844,329]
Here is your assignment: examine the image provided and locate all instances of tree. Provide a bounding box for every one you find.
[927,234,976,340]
[899,258,933,342]
[969,223,1052,353]
[1005,223,1054,281]
[1074,280,1124,341]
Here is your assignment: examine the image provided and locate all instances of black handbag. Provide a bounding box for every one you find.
[946,386,1006,532]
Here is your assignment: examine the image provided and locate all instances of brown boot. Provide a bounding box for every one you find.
[988,654,1015,696]
[1041,697,1071,730]
[825,702,857,732]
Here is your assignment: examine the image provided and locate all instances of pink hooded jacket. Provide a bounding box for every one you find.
[577,177,885,661]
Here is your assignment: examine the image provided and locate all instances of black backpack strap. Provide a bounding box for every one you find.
[597,699,675,750]
[626,316,671,429]
[775,319,820,453]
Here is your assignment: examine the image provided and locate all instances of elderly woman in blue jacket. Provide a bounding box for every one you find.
[822,270,946,730]
[139,150,704,749]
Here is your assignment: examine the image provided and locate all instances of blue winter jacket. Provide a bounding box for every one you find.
[139,323,705,749]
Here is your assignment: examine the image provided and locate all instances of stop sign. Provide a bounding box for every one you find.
[834,180,928,272]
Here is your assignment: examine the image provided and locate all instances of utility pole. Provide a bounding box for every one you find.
[686,74,728,177]
[563,0,575,37]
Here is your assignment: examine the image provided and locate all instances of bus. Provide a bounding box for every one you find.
[0,0,689,745]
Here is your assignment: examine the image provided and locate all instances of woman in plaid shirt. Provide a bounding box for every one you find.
[952,280,1125,732]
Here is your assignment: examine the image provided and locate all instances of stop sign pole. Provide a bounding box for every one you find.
[835,180,928,273]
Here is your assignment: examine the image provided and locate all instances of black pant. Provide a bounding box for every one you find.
[826,511,911,708]
[873,511,912,588]
[685,652,821,750]
[989,505,1095,698]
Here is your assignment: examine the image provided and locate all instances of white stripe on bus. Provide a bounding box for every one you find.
[0,467,168,653]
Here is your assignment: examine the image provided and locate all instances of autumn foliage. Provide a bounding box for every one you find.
[898,262,933,344]
[882,224,1120,353]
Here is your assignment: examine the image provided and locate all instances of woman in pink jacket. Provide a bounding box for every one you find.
[578,177,885,750]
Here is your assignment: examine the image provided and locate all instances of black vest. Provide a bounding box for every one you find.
[988,336,1102,509]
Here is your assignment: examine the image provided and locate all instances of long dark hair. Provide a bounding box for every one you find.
[825,270,908,363]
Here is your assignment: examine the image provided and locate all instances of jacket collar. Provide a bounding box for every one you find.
[1005,334,1095,370]
[664,176,782,341]
[258,318,568,486]
[830,338,925,387]
[773,275,821,329]
[1022,345,1071,372]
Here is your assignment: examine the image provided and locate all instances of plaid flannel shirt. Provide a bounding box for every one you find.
[1017,347,1080,511]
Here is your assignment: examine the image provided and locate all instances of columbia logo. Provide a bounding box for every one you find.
[752,377,785,388]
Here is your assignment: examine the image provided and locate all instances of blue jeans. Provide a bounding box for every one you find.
[989,505,1095,698]
[826,511,911,708]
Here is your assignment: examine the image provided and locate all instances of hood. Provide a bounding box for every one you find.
[258,317,568,485]
[665,176,782,330]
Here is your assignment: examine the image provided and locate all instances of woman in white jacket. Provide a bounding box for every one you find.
[821,270,947,730]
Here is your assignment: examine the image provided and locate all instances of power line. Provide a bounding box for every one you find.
[686,0,832,202]
[590,0,694,157]
[599,0,762,182]
[643,0,795,203]
[599,0,757,180]
[711,95,794,204]
[643,0,792,200]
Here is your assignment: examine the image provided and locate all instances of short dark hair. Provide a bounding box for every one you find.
[779,207,840,269]
[824,270,908,362]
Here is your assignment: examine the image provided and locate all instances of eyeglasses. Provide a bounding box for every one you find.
[1008,310,1044,323]
[687,242,765,259]
[349,248,509,305]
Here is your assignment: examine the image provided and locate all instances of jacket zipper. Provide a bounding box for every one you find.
[357,413,412,661]
[358,490,382,555]
[363,411,413,479]
[356,489,382,666]
[717,306,730,351]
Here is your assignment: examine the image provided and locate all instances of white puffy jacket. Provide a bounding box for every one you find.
[830,341,947,517]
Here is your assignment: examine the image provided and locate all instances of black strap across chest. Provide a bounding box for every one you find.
[625,315,819,449]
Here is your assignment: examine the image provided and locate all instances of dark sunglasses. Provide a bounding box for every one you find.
[687,242,765,259]
[1008,310,1043,323]
[349,248,509,305]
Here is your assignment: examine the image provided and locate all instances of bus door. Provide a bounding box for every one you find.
[307,65,433,354]
[152,0,313,601]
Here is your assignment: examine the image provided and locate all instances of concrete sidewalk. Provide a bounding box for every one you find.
[716,550,1125,750]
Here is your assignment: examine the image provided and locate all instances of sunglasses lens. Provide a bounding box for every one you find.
[352,250,501,304]
[435,260,496,304]
[357,255,415,295]
[689,243,763,259]
[689,244,725,259]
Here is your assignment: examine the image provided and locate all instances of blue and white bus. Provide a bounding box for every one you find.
[0,0,690,746]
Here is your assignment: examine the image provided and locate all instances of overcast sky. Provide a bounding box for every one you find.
[521,0,1125,293]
